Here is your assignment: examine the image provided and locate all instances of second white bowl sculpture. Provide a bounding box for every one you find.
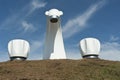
[80,38,100,58]
[8,39,30,61]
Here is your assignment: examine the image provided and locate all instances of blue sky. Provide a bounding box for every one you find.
[0,0,120,62]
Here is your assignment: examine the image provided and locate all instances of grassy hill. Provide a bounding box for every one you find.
[0,59,120,80]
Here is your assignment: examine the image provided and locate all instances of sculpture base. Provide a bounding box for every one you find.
[83,55,99,59]
[10,57,26,61]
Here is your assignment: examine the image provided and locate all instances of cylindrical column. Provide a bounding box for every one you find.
[44,9,66,59]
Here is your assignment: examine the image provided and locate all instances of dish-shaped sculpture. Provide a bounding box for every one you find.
[80,38,100,58]
[8,39,30,61]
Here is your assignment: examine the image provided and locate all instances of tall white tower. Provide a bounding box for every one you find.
[8,39,30,61]
[43,9,66,59]
[80,38,101,58]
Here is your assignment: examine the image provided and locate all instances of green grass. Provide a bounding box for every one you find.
[0,59,120,80]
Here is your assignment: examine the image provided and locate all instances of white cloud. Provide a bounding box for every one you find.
[110,35,119,41]
[30,40,43,53]
[28,40,44,60]
[63,0,106,39]
[28,0,47,15]
[32,0,46,10]
[100,35,120,61]
[67,50,82,60]
[0,0,47,32]
[100,42,120,61]
[22,21,36,32]
[0,51,9,62]
[64,43,82,59]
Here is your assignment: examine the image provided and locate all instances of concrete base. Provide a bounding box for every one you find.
[10,57,26,61]
[83,55,99,59]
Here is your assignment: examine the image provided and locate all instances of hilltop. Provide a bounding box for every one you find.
[0,59,120,80]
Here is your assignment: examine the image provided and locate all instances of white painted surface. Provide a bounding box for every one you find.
[8,39,30,58]
[44,9,66,59]
[80,38,100,56]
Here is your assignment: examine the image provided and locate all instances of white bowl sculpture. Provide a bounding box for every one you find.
[44,9,66,59]
[80,38,100,58]
[8,39,30,61]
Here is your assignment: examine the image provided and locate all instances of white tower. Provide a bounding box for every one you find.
[8,39,30,61]
[44,9,66,59]
[80,38,100,58]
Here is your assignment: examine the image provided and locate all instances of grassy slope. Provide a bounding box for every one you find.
[0,59,120,80]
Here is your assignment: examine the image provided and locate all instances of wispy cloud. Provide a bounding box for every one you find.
[109,35,119,42]
[28,40,44,60]
[28,0,47,15]
[22,21,36,33]
[100,42,120,61]
[0,0,47,33]
[0,51,9,62]
[66,49,81,59]
[98,35,120,61]
[63,0,106,39]
[30,40,43,53]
